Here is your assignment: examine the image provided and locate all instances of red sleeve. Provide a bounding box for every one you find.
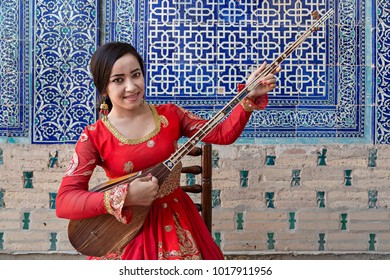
[175,94,268,145]
[56,129,107,220]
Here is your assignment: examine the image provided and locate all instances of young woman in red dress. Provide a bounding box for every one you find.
[56,42,280,260]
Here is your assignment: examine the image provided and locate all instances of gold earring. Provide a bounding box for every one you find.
[100,96,109,120]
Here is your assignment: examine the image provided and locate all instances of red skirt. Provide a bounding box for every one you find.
[89,187,224,260]
[121,187,224,260]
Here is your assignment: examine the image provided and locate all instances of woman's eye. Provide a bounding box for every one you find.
[133,72,141,78]
[112,78,123,83]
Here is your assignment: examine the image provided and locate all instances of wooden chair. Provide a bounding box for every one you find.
[180,143,212,233]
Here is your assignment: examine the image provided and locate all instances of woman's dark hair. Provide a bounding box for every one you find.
[90,42,145,111]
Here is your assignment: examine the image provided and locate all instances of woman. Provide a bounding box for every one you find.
[56,42,280,260]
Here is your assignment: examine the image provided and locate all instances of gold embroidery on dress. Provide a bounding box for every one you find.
[80,133,88,142]
[159,213,202,260]
[102,104,161,145]
[160,115,169,127]
[155,162,182,199]
[164,225,172,232]
[64,152,78,176]
[89,250,123,260]
[178,106,203,120]
[64,153,97,178]
[173,213,202,259]
[123,161,134,174]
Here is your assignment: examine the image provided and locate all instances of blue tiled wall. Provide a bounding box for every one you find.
[0,0,388,144]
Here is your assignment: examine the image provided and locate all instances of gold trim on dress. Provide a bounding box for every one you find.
[102,104,161,145]
[104,191,114,215]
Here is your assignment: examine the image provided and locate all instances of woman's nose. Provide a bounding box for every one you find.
[125,79,137,91]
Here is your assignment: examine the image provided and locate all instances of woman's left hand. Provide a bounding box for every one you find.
[246,61,281,99]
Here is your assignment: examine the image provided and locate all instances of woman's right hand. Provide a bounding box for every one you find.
[124,174,159,206]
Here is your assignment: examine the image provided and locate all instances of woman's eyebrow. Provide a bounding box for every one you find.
[110,68,141,78]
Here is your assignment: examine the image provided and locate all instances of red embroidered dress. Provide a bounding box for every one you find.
[56,96,267,260]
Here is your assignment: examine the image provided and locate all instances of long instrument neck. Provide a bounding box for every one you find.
[163,9,334,171]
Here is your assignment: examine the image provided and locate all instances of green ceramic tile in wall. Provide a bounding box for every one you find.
[340,213,348,230]
[236,212,244,230]
[317,191,325,208]
[48,150,59,168]
[214,232,222,247]
[368,148,377,168]
[0,232,3,250]
[318,233,326,251]
[344,170,352,187]
[289,212,296,230]
[186,173,196,185]
[23,171,33,189]
[239,170,249,188]
[22,212,30,230]
[265,155,276,166]
[49,192,57,209]
[265,192,275,208]
[212,150,219,168]
[0,189,4,208]
[291,169,301,187]
[317,148,327,166]
[49,232,58,251]
[212,189,221,208]
[369,233,376,251]
[368,190,378,209]
[0,148,3,165]
[267,232,275,250]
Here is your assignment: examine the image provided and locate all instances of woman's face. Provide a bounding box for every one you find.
[105,53,145,115]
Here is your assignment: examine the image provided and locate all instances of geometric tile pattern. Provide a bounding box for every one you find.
[0,0,388,144]
[142,0,367,141]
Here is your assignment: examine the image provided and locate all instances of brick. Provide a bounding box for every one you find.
[0,209,21,220]
[348,221,390,231]
[299,180,343,190]
[212,221,235,231]
[223,231,267,242]
[326,232,368,241]
[8,241,53,252]
[5,231,48,242]
[0,221,20,231]
[298,211,341,221]
[245,210,287,221]
[349,210,390,220]
[376,159,390,167]
[212,209,235,220]
[260,168,292,182]
[244,221,288,231]
[326,241,367,251]
[223,242,266,252]
[296,221,340,231]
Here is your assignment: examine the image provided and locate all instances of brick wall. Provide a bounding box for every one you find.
[0,144,389,259]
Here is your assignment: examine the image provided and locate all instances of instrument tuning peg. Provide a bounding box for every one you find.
[311,11,320,31]
[312,11,320,20]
